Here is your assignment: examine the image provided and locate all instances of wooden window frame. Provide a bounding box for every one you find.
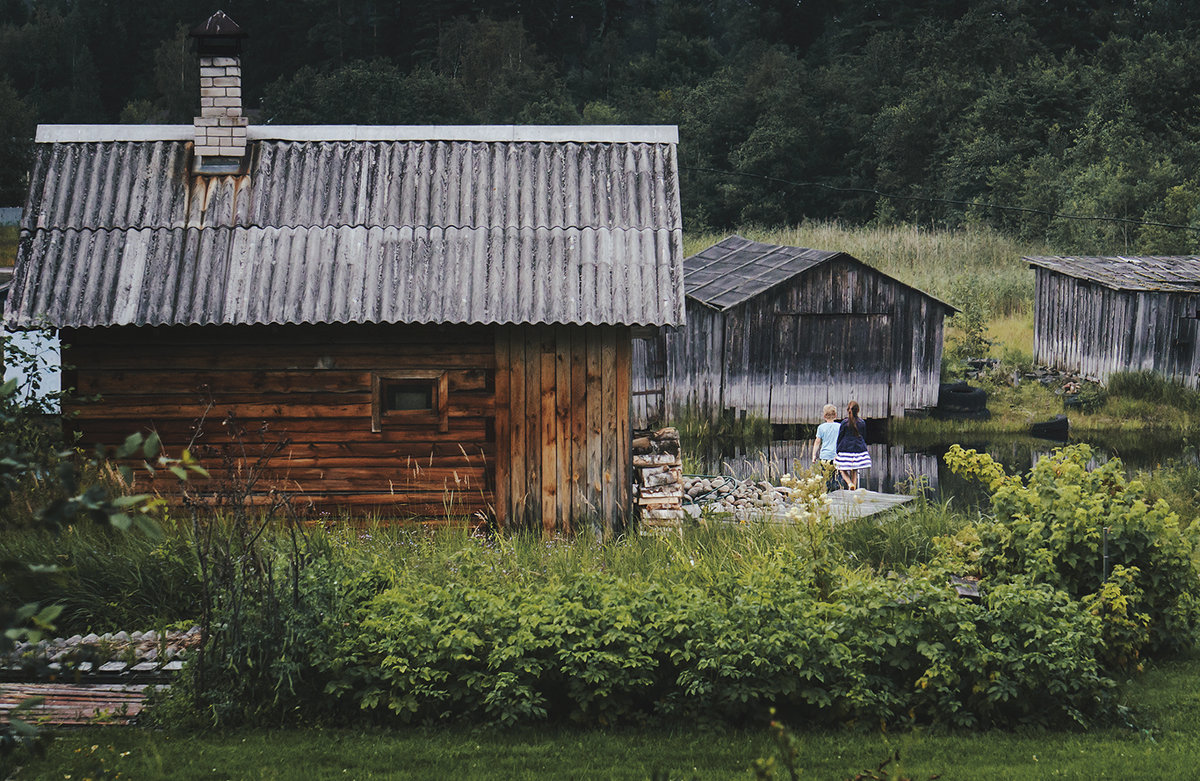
[372,370,449,433]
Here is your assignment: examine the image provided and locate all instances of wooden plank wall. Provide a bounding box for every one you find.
[1033,269,1200,387]
[630,332,667,425]
[642,257,946,425]
[62,323,496,517]
[494,324,632,536]
[653,306,724,425]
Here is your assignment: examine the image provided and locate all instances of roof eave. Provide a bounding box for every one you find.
[35,124,680,145]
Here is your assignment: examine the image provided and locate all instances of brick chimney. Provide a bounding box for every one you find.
[190,11,248,164]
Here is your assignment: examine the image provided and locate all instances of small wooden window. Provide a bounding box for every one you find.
[372,370,448,433]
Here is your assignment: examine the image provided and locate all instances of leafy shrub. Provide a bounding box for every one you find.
[1066,381,1108,413]
[944,443,1200,658]
[947,288,994,363]
[301,537,1116,730]
[1082,565,1151,672]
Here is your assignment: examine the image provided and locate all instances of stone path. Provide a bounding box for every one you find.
[682,474,915,525]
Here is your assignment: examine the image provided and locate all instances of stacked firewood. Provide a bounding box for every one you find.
[632,427,686,534]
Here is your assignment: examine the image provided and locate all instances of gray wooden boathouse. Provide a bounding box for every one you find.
[1028,255,1200,387]
[634,236,956,424]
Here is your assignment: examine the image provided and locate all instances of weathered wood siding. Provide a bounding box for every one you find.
[494,324,632,536]
[642,257,946,424]
[64,323,497,516]
[631,330,667,425]
[66,322,635,531]
[1033,268,1200,387]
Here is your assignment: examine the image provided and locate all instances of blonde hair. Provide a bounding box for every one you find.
[822,404,837,420]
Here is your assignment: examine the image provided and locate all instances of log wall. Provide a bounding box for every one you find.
[66,322,635,531]
[63,323,497,517]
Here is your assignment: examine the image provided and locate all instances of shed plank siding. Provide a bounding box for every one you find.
[494,324,632,536]
[63,323,496,516]
[643,256,946,424]
[1033,268,1200,387]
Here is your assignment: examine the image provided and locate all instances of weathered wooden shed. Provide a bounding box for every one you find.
[4,120,684,533]
[634,236,954,424]
[1028,255,1200,387]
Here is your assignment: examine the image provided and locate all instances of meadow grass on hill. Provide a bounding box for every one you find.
[685,221,1046,317]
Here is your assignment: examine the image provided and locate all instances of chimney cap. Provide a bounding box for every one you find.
[190,11,246,40]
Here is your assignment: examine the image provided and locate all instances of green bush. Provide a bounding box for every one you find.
[299,538,1115,730]
[945,443,1200,659]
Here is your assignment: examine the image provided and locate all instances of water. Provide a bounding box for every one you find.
[686,428,1196,511]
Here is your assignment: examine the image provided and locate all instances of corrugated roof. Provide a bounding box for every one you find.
[684,235,954,312]
[7,127,684,328]
[684,236,839,310]
[1026,255,1200,292]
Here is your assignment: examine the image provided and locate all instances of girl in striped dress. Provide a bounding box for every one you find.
[834,400,871,491]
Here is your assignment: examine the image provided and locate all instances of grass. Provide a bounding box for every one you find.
[0,520,200,635]
[0,224,16,266]
[11,654,1200,779]
[832,488,971,571]
[686,221,1044,316]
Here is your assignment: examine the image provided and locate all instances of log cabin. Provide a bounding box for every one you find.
[3,13,685,535]
[633,236,955,425]
[1028,255,1200,388]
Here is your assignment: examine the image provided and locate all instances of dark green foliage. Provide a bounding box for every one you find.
[0,522,200,634]
[947,289,994,363]
[287,537,1113,730]
[4,3,1200,246]
[0,370,202,761]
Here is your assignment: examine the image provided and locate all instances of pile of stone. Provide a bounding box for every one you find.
[633,427,686,534]
[682,475,790,517]
[4,627,202,679]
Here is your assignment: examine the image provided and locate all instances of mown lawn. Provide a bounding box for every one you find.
[10,655,1199,780]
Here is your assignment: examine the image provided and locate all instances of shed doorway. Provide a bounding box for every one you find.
[769,313,893,422]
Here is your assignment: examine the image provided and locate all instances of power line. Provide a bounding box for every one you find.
[680,165,1200,234]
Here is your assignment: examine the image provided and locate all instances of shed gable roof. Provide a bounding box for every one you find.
[6,125,684,329]
[1026,255,1200,292]
[684,235,954,312]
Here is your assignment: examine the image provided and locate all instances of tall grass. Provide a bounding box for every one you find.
[1107,370,1200,413]
[326,520,837,590]
[832,487,972,572]
[686,221,1046,317]
[0,225,16,267]
[0,521,201,634]
[671,404,773,472]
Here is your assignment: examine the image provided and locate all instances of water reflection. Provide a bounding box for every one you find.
[686,430,1196,511]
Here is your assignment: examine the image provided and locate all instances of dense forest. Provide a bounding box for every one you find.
[2,0,1199,253]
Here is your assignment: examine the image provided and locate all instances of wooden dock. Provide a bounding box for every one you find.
[826,488,916,522]
[686,487,915,525]
[0,683,155,726]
